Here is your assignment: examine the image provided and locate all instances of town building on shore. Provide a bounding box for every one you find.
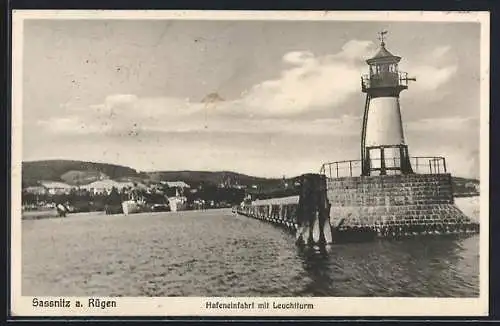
[162,181,190,189]
[38,181,74,195]
[23,185,48,195]
[161,181,190,196]
[80,180,136,195]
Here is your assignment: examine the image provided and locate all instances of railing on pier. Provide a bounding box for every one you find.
[319,160,363,179]
[319,156,447,179]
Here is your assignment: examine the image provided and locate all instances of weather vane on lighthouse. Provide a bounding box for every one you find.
[360,31,417,176]
[377,30,388,45]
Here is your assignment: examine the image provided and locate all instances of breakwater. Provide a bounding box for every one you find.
[234,173,479,244]
[235,198,299,230]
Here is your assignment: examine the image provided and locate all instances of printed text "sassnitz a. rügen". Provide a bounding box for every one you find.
[32,298,117,309]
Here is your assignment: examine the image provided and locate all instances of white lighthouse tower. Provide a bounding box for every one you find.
[360,31,416,176]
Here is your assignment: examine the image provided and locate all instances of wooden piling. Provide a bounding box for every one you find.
[296,173,332,246]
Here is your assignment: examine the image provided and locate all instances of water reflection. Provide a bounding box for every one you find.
[295,244,337,296]
[294,235,479,297]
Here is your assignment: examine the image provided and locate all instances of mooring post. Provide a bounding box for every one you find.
[319,176,333,244]
[296,174,312,245]
[296,173,332,246]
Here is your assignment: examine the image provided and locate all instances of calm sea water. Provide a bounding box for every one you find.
[22,208,479,297]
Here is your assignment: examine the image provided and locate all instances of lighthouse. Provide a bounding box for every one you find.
[236,30,480,244]
[360,31,416,176]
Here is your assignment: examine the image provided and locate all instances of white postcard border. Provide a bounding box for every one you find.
[10,10,491,317]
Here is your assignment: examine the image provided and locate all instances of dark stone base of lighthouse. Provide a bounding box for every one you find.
[235,173,479,245]
[327,173,479,243]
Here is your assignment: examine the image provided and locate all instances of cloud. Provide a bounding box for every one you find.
[401,45,458,92]
[150,115,362,136]
[409,65,458,92]
[37,117,111,135]
[404,116,480,178]
[105,94,138,106]
[236,40,375,117]
[335,39,375,61]
[283,51,315,65]
[43,94,210,136]
[406,116,479,132]
[409,145,479,179]
[39,107,362,138]
[248,41,458,116]
[37,40,462,142]
[37,40,378,135]
[431,46,451,60]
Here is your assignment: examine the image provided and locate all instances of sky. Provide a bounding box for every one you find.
[21,18,481,178]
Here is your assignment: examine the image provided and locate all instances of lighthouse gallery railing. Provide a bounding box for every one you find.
[319,156,447,178]
[361,71,411,91]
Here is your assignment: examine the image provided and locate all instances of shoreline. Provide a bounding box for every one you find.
[20,196,481,222]
[21,207,232,221]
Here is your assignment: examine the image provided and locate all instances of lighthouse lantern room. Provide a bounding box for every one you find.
[360,31,416,176]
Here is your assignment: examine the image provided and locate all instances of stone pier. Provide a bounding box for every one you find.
[234,173,479,244]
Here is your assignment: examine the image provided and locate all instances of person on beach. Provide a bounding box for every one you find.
[56,202,67,217]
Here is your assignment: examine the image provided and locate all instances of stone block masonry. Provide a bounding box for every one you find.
[327,173,479,238]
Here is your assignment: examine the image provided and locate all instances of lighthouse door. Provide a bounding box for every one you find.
[366,146,404,176]
[366,147,385,176]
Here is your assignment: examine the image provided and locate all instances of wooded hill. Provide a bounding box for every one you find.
[22,160,138,187]
[21,160,285,190]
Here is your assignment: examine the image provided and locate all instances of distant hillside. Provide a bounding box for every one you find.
[21,160,285,188]
[144,170,281,188]
[21,160,480,197]
[60,170,109,186]
[22,160,138,186]
[452,177,480,197]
